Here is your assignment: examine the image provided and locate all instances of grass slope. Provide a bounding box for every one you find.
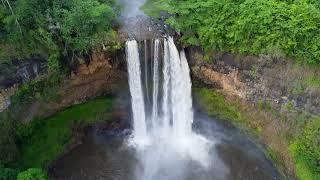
[194,88,252,131]
[17,97,114,169]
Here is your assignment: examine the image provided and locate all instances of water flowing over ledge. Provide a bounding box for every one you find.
[126,37,213,179]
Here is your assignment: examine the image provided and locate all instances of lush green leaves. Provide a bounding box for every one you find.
[54,0,115,54]
[0,164,18,180]
[148,0,320,64]
[0,0,119,67]
[17,168,46,180]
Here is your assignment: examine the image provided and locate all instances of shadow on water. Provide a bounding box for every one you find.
[51,96,279,180]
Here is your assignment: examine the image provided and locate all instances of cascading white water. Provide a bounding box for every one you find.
[144,39,150,104]
[126,37,211,180]
[126,40,148,143]
[151,39,160,130]
[179,50,194,135]
[167,37,193,137]
[161,39,170,134]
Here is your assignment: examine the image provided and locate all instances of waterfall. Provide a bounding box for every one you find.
[144,40,150,104]
[151,39,160,130]
[161,39,170,133]
[167,37,193,137]
[126,37,211,180]
[126,40,148,142]
[179,50,194,135]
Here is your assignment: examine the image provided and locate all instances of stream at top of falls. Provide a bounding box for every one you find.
[51,38,279,180]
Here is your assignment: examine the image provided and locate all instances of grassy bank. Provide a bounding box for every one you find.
[289,117,320,180]
[16,97,114,169]
[194,88,260,134]
[194,88,320,180]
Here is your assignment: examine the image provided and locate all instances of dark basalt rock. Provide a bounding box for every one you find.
[0,56,47,89]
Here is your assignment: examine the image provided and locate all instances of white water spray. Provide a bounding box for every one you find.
[126,37,211,180]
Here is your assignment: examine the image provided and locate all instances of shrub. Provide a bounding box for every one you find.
[17,168,46,180]
[0,113,18,165]
[147,0,320,64]
[0,164,18,180]
[10,73,62,106]
[1,0,119,66]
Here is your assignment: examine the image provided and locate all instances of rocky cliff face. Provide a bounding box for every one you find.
[0,87,15,112]
[58,49,127,107]
[188,47,320,116]
[0,57,47,89]
[0,57,47,112]
[0,49,127,121]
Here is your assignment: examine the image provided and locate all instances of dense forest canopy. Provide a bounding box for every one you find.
[147,0,320,64]
[0,0,119,71]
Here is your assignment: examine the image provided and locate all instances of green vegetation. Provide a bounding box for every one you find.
[0,0,120,68]
[17,168,46,180]
[141,0,162,18]
[17,97,114,169]
[0,63,63,173]
[278,63,320,96]
[0,163,18,180]
[145,0,320,64]
[290,118,320,180]
[194,88,267,136]
[10,73,62,107]
[194,88,247,127]
[194,87,267,134]
[0,96,114,179]
[0,112,18,166]
[306,74,320,88]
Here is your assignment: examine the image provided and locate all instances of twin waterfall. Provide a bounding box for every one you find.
[126,37,211,180]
